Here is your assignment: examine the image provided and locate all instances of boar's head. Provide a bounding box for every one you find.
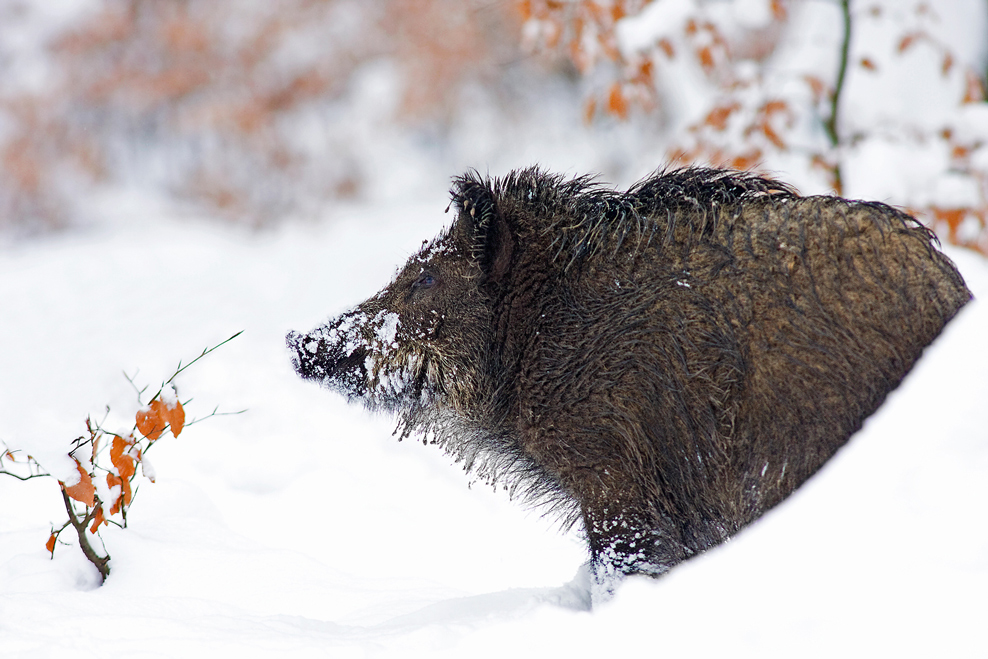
[287,177,511,440]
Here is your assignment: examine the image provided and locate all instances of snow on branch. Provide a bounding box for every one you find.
[0,332,243,583]
[517,0,988,255]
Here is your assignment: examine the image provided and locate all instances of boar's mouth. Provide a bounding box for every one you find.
[286,330,369,397]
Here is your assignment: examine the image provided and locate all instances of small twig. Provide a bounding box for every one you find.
[824,0,852,194]
[123,369,149,403]
[185,406,247,428]
[0,445,50,481]
[0,468,48,482]
[160,330,244,391]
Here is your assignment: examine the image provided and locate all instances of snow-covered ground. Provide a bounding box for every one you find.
[1,183,986,657]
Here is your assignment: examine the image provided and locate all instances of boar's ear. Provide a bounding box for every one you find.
[451,172,514,284]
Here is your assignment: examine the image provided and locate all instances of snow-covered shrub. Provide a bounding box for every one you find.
[519,0,988,254]
[0,333,240,583]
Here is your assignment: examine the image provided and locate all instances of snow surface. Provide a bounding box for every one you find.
[1,187,986,658]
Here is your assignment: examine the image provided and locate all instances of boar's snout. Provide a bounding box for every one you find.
[286,328,369,397]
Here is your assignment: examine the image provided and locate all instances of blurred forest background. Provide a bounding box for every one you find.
[1,0,987,254]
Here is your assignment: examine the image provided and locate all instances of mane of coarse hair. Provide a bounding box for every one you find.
[451,166,799,270]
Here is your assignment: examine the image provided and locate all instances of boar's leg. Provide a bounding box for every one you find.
[531,439,690,597]
[581,491,687,585]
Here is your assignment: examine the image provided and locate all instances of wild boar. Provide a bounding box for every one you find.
[286,167,971,598]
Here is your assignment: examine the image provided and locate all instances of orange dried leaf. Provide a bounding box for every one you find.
[942,53,953,76]
[933,207,967,241]
[897,33,919,53]
[963,70,985,103]
[952,144,970,161]
[110,434,128,460]
[516,0,532,21]
[583,97,597,124]
[762,121,786,149]
[136,401,165,440]
[730,149,762,171]
[666,147,695,166]
[762,99,787,115]
[697,46,715,73]
[105,472,122,514]
[104,471,132,512]
[89,506,106,534]
[63,461,95,506]
[118,453,136,481]
[606,83,629,119]
[804,75,826,103]
[164,399,185,438]
[46,533,57,555]
[110,435,136,480]
[636,58,654,83]
[657,38,675,59]
[860,57,877,71]
[704,102,739,131]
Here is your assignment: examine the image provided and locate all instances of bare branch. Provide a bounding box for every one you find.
[0,468,49,482]
[161,331,244,391]
[824,0,852,194]
[0,444,50,481]
[185,406,248,428]
[59,487,110,582]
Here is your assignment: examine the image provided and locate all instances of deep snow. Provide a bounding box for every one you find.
[1,186,986,657]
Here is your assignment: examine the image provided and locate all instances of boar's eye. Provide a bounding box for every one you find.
[413,271,437,290]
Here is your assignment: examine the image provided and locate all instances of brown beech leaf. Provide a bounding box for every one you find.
[46,533,57,555]
[63,461,95,507]
[122,475,133,506]
[89,506,106,534]
[606,83,628,119]
[897,32,920,53]
[136,401,165,440]
[105,473,123,514]
[657,38,675,59]
[704,102,740,131]
[164,399,185,438]
[110,435,136,481]
[583,97,597,124]
[963,70,985,103]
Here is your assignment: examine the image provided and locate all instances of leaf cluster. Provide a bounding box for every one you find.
[0,332,242,583]
[518,0,988,255]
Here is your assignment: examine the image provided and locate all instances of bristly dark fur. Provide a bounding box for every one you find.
[452,166,798,270]
[291,165,971,601]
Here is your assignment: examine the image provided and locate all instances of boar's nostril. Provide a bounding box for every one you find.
[318,346,369,396]
[335,346,368,373]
